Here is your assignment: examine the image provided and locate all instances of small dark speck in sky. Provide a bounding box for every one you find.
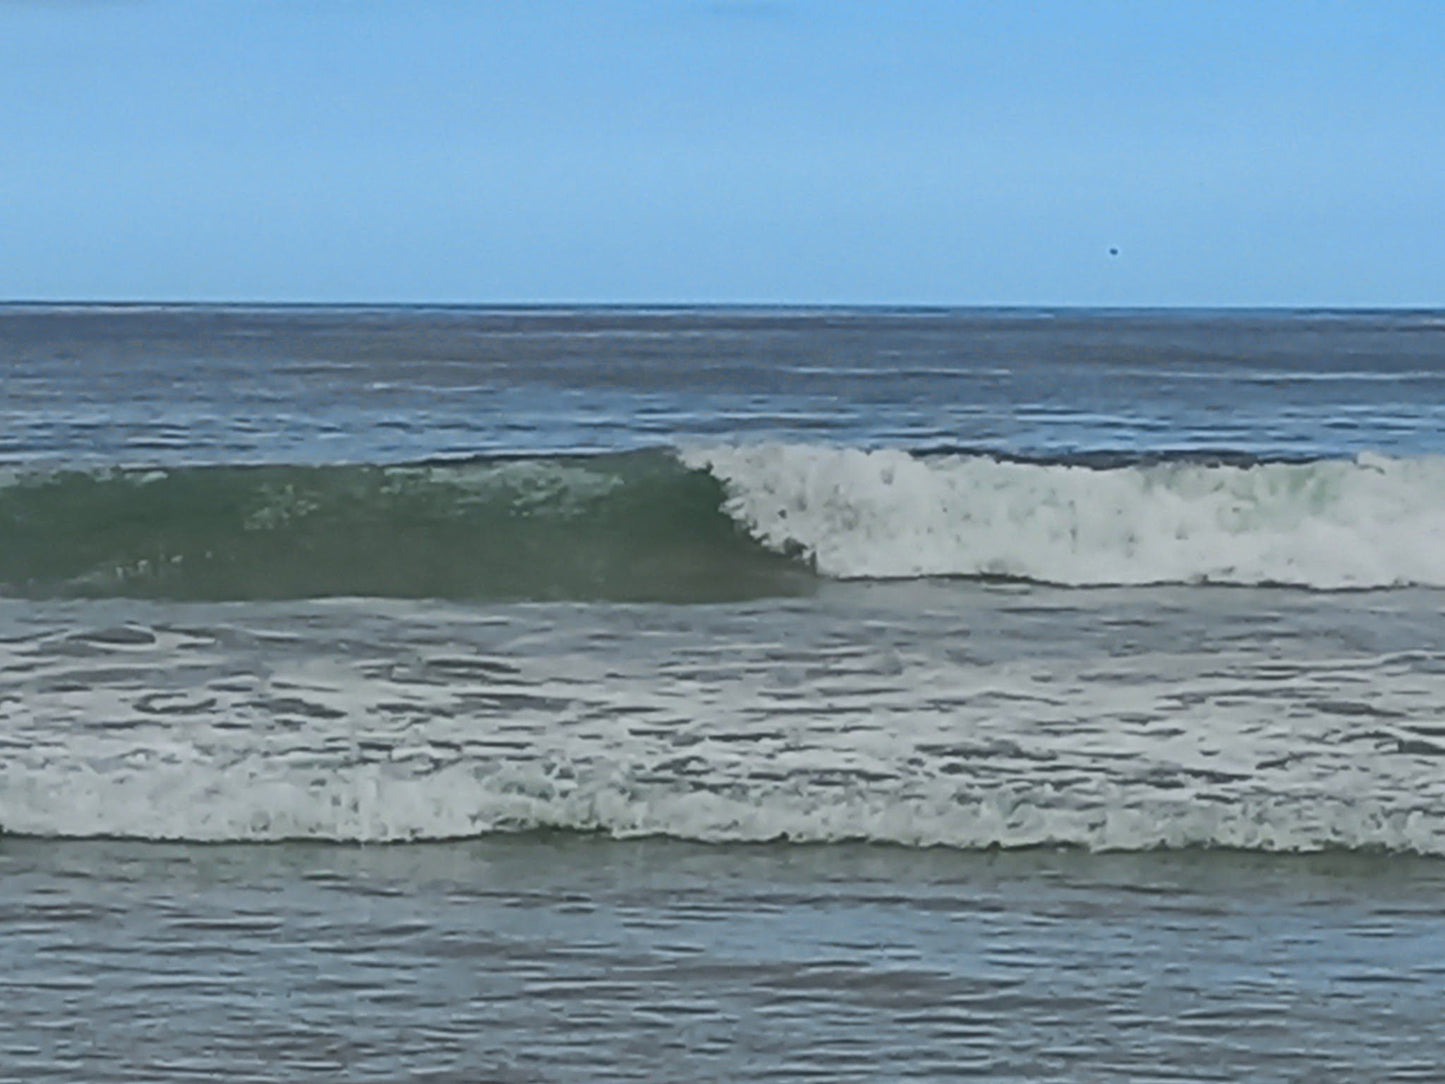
[1109,247,1120,257]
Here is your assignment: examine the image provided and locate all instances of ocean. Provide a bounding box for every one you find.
[3,305,1445,1080]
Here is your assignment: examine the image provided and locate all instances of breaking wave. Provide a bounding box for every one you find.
[4,445,1445,599]
[687,444,1445,589]
[6,760,1444,854]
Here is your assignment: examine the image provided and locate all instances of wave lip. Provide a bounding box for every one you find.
[687,444,1445,589]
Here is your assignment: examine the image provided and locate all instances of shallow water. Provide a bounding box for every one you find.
[6,586,1445,851]
[4,837,1443,1082]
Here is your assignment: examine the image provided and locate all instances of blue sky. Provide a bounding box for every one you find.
[2,1,1442,306]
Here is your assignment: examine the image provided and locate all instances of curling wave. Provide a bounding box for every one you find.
[3,445,1444,599]
[0,452,803,602]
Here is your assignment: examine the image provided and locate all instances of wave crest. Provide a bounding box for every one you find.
[689,445,1445,588]
[5,446,1445,599]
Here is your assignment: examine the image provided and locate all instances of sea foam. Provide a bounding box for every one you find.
[6,595,1445,855]
[6,758,1444,854]
[687,445,1445,588]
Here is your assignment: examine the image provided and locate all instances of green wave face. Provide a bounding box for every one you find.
[0,453,813,602]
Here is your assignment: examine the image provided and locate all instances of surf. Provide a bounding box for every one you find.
[4,444,1445,600]
[689,444,1445,590]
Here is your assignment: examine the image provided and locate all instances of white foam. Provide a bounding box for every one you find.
[7,597,1445,855]
[684,444,1445,588]
[5,759,1444,854]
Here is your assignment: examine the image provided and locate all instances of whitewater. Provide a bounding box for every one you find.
[6,577,1444,852]
[694,444,1445,588]
[5,445,1445,601]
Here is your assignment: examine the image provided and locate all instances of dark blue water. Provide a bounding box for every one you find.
[5,306,1444,465]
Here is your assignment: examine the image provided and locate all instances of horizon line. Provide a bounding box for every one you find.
[2,299,1441,314]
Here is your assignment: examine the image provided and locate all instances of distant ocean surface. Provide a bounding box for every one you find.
[4,306,1445,1080]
